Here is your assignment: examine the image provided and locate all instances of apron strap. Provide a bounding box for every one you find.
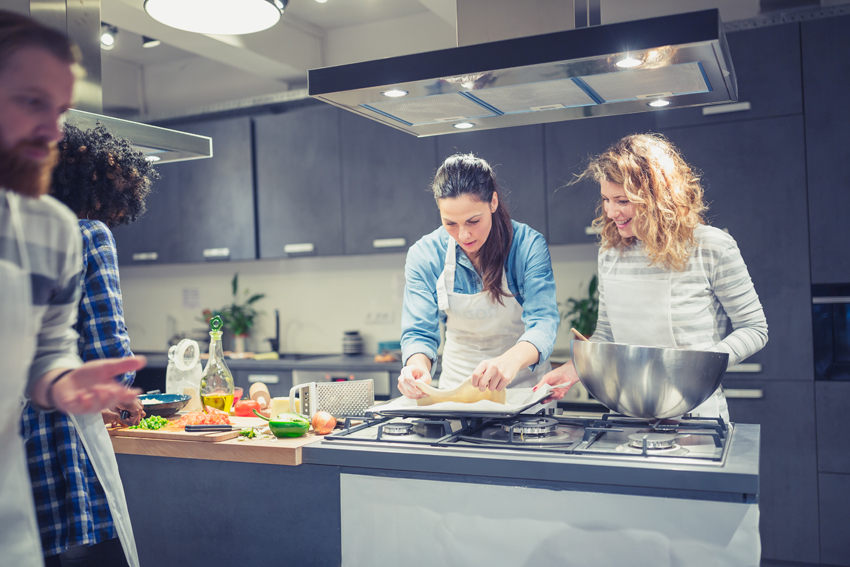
[436,237,458,311]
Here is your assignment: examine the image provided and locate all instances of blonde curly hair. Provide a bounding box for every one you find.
[575,133,707,271]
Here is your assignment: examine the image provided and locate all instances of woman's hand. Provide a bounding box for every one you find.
[533,361,581,403]
[397,365,432,399]
[472,341,540,392]
[471,356,519,392]
[116,397,145,426]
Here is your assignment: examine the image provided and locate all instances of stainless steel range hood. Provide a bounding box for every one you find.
[5,0,211,163]
[308,9,737,137]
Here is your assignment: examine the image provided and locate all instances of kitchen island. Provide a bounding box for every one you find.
[113,415,759,566]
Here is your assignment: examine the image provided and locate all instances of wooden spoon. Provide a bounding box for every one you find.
[571,327,590,342]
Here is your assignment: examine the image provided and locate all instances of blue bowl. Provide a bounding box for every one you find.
[138,394,191,418]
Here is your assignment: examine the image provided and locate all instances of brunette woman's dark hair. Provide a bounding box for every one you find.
[51,123,159,228]
[432,153,514,305]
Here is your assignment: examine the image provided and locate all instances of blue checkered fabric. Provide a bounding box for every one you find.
[19,220,133,557]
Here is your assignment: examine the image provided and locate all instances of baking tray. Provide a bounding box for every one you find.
[368,385,554,419]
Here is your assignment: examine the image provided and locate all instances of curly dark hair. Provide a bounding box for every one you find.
[51,123,160,228]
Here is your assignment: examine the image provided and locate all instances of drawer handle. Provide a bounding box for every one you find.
[584,226,601,235]
[727,363,762,373]
[724,388,763,399]
[373,238,407,249]
[132,252,158,261]
[248,374,280,384]
[203,247,230,259]
[283,243,315,254]
[702,101,752,116]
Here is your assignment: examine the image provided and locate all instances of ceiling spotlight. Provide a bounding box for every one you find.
[453,122,475,129]
[315,0,328,3]
[648,99,670,107]
[144,0,287,35]
[381,89,408,98]
[142,36,161,48]
[100,24,117,51]
[616,56,641,68]
[145,155,162,162]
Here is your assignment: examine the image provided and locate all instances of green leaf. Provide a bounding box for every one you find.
[231,273,239,297]
[245,293,265,305]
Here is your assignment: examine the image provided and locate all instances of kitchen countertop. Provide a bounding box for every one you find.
[135,351,407,373]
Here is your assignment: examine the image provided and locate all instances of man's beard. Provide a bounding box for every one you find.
[0,139,58,198]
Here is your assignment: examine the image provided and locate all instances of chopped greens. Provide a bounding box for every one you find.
[128,415,171,430]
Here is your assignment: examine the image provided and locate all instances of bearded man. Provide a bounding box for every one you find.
[0,11,146,567]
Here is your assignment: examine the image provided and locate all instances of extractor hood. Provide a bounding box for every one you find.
[308,9,737,137]
[8,0,212,163]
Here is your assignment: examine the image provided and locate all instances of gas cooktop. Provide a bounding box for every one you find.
[323,411,733,466]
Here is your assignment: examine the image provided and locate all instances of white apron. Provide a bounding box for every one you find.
[603,259,728,422]
[435,240,550,390]
[1,191,45,567]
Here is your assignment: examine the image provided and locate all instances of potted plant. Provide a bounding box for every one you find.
[561,275,599,339]
[200,273,265,354]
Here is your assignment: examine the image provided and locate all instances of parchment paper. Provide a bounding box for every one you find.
[368,384,554,416]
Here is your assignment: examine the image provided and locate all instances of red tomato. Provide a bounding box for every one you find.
[234,399,261,417]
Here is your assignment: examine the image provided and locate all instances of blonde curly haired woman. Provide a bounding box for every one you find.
[535,133,768,422]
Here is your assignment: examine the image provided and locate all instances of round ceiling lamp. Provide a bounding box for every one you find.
[144,0,286,35]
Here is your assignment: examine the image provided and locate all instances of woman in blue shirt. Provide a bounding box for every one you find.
[398,154,559,398]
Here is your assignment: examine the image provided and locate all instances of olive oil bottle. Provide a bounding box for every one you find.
[200,316,235,413]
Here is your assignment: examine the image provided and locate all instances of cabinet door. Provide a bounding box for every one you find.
[726,380,819,564]
[544,112,656,245]
[437,125,547,237]
[659,117,812,382]
[803,15,850,284]
[113,117,256,264]
[339,112,439,255]
[815,381,850,473]
[254,106,344,258]
[655,23,803,129]
[819,473,850,566]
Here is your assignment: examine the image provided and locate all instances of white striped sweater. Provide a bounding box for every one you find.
[592,224,768,367]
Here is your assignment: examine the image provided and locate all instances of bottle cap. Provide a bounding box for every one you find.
[209,315,223,339]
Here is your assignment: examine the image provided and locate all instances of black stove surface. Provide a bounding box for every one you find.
[326,412,732,463]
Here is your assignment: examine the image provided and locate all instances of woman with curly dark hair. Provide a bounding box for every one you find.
[20,123,158,567]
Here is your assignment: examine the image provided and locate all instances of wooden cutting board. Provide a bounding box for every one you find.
[108,416,266,443]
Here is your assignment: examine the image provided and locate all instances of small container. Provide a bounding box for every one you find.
[342,330,363,356]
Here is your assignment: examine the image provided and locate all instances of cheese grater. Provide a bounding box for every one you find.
[289,380,374,419]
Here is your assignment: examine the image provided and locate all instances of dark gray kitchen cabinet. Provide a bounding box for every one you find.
[437,125,547,237]
[726,380,819,564]
[815,381,850,473]
[544,112,656,245]
[803,14,850,284]
[819,473,850,566]
[254,106,344,258]
[654,23,803,129]
[339,112,439,255]
[113,117,256,264]
[658,116,812,383]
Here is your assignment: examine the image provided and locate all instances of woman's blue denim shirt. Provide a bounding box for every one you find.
[401,220,559,370]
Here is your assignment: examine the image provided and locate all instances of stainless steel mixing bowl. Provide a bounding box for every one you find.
[571,340,729,419]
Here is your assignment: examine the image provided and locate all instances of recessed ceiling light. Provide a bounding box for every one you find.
[315,0,328,3]
[142,36,161,48]
[145,155,162,162]
[144,0,287,35]
[616,57,641,68]
[100,24,117,51]
[648,99,670,107]
[453,122,475,129]
[381,89,408,98]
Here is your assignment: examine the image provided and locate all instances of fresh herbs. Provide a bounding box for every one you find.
[128,415,171,430]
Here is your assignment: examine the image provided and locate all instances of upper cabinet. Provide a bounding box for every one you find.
[544,112,656,245]
[654,23,803,129]
[802,14,850,284]
[113,117,256,264]
[436,125,548,237]
[338,112,439,255]
[254,106,344,258]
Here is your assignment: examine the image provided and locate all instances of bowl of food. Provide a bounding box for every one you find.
[138,393,191,418]
[571,340,729,419]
